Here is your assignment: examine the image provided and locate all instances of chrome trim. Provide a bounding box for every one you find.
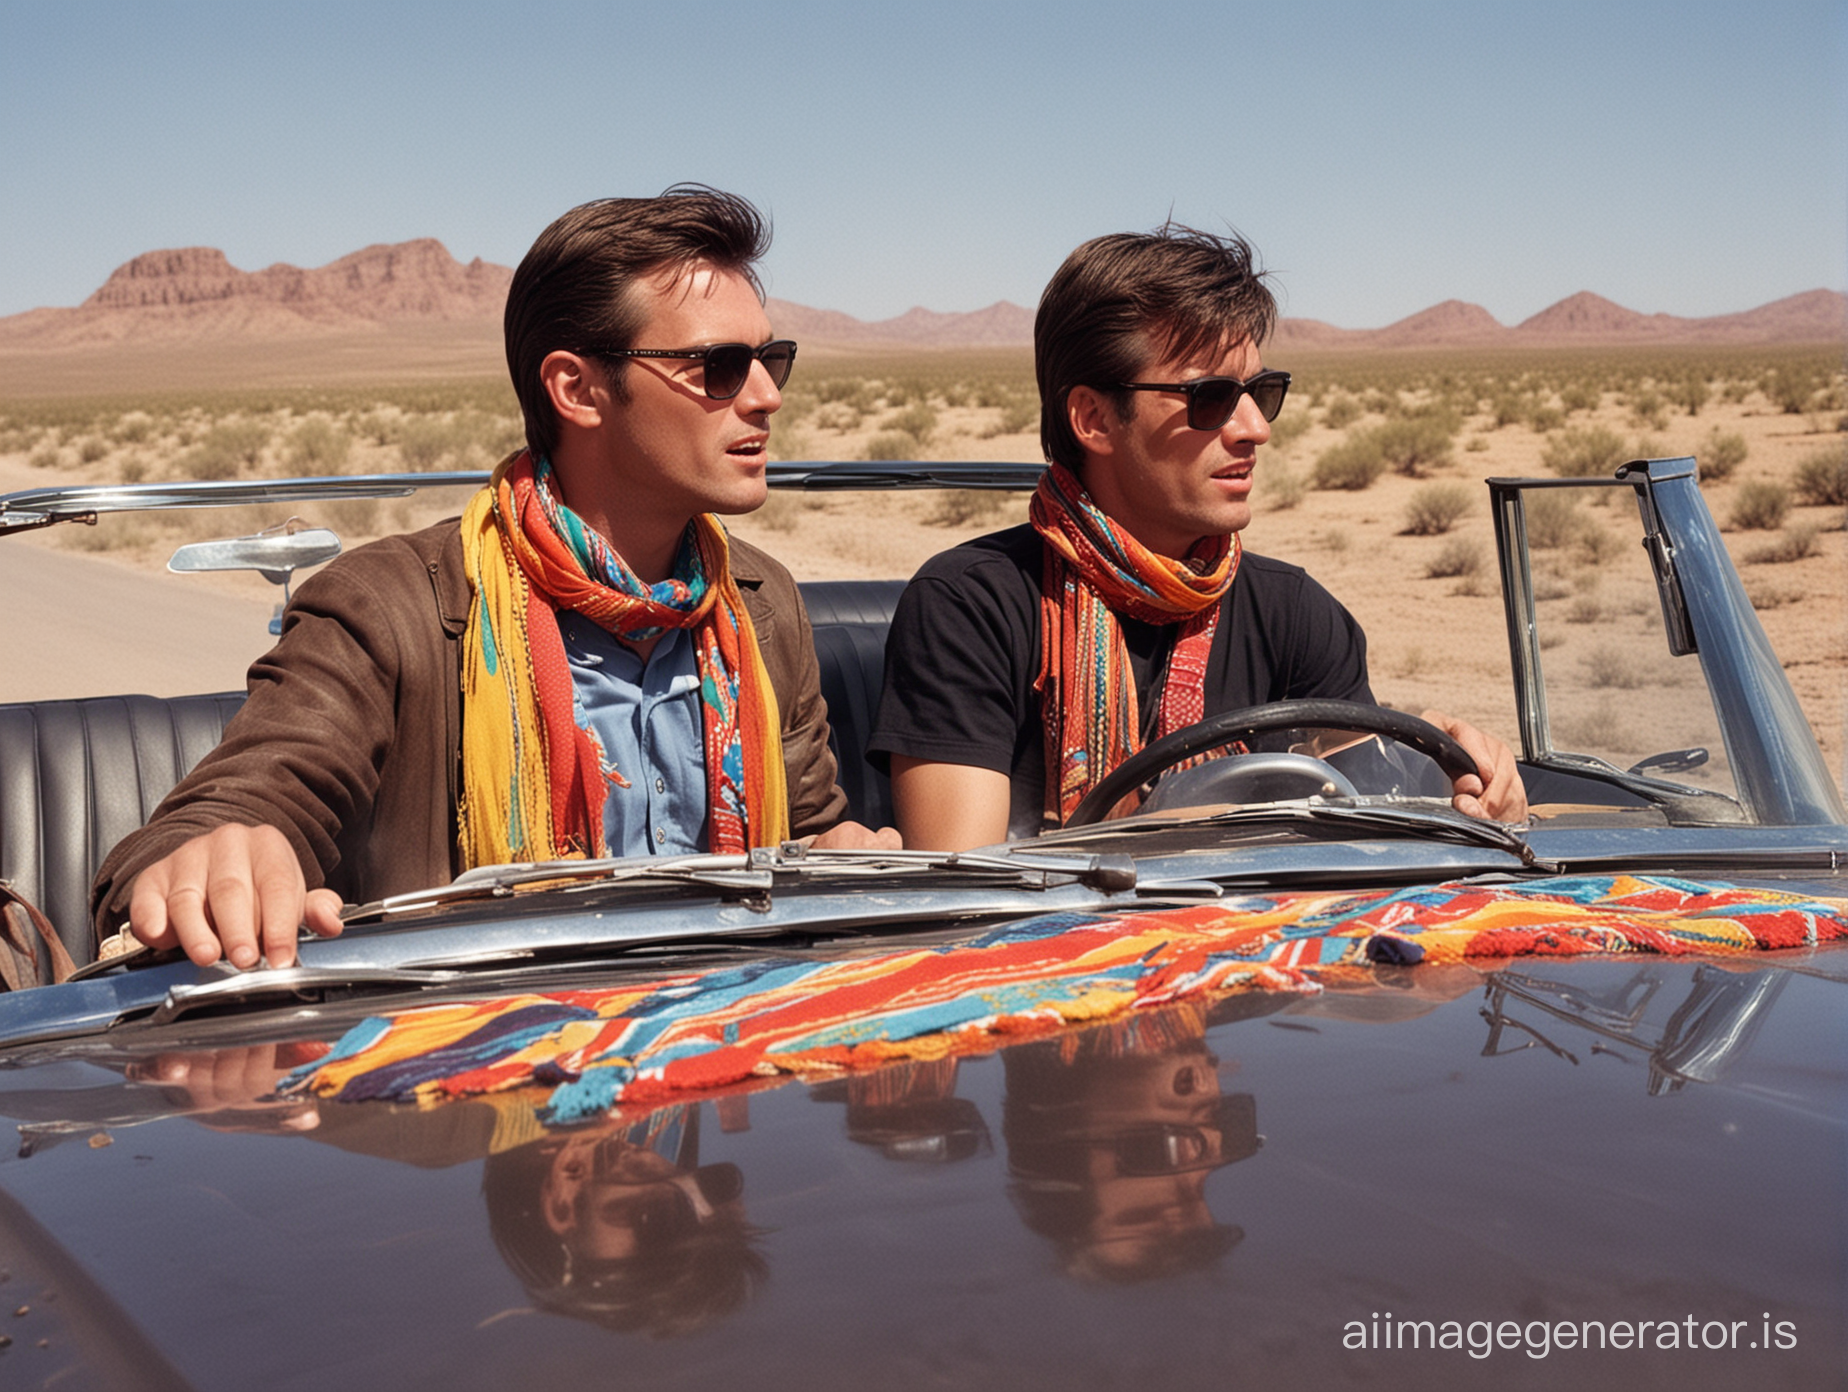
[0,461,1041,536]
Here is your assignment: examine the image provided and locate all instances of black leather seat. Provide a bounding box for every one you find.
[0,693,244,980]
[0,580,903,974]
[801,581,904,831]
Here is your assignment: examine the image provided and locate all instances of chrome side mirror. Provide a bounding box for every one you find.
[168,521,341,634]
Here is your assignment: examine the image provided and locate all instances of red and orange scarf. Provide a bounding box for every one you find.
[1030,463,1239,825]
[457,452,787,867]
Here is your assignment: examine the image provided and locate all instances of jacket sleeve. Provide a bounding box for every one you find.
[89,536,436,936]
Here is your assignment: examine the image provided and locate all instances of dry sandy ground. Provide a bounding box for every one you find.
[2,392,1842,798]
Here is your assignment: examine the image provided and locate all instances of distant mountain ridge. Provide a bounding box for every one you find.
[1,241,1841,350]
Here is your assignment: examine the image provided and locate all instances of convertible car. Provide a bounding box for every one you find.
[0,457,1841,1390]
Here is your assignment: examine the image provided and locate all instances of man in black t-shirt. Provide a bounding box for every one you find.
[869,224,1526,849]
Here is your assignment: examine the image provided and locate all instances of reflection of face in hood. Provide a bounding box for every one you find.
[1001,1008,1259,1282]
[483,1104,766,1337]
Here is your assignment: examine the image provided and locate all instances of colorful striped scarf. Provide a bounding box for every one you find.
[457,452,788,866]
[1030,463,1240,824]
[281,875,1848,1123]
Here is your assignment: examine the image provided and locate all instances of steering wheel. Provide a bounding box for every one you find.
[1066,699,1480,827]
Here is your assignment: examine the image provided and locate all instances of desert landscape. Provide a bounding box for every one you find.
[2,241,1843,795]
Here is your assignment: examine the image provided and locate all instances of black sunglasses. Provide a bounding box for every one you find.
[1115,369,1291,431]
[595,340,797,401]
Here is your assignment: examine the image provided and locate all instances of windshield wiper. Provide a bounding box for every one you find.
[1042,797,1556,871]
[351,845,1137,922]
[1205,801,1558,870]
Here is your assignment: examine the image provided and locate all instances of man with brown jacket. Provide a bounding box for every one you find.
[93,187,896,971]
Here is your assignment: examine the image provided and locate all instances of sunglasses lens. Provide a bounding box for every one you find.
[1249,374,1289,423]
[1185,374,1290,429]
[702,346,753,400]
[1186,380,1242,431]
[760,341,797,390]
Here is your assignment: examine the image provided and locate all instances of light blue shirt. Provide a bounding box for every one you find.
[556,611,708,856]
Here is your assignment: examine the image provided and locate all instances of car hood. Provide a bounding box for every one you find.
[0,943,1841,1390]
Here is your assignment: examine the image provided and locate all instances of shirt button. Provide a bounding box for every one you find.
[655,778,666,793]
[655,827,666,845]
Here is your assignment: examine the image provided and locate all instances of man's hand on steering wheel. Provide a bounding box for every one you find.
[1419,709,1528,823]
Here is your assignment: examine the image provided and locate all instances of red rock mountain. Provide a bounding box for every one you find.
[0,241,513,345]
[1,241,1841,349]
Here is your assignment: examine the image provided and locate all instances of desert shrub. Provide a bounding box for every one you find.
[28,440,63,470]
[1314,416,1454,487]
[1560,382,1600,414]
[1321,395,1361,430]
[750,491,804,532]
[985,399,1037,436]
[1566,595,1603,624]
[1527,405,1565,433]
[1554,700,1639,753]
[1531,568,1573,601]
[1425,538,1482,579]
[1575,524,1628,566]
[1793,443,1848,506]
[1627,389,1668,431]
[112,412,155,444]
[1585,646,1647,689]
[1463,434,1489,452]
[863,431,924,461]
[1524,490,1580,549]
[1487,391,1533,429]
[814,377,879,410]
[1402,482,1472,535]
[1541,426,1627,478]
[1744,526,1820,564]
[445,409,521,466]
[284,416,353,472]
[885,403,938,444]
[1376,414,1458,475]
[1697,429,1747,481]
[397,416,456,470]
[1311,436,1386,491]
[177,419,271,479]
[1262,465,1306,510]
[1361,389,1397,416]
[1765,366,1823,414]
[1730,479,1790,531]
[1745,578,1800,610]
[355,408,405,445]
[1266,410,1312,452]
[926,489,1010,526]
[76,435,109,463]
[811,400,864,432]
[1666,375,1709,416]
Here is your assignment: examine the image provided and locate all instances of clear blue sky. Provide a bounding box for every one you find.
[3,0,1843,329]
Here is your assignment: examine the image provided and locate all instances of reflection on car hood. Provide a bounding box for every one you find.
[0,945,1841,1389]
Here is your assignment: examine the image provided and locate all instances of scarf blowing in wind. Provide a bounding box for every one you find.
[1030,462,1240,825]
[458,452,788,867]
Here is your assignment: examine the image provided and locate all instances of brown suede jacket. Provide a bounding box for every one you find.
[90,517,848,935]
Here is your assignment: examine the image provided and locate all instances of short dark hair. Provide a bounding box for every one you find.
[505,185,771,459]
[1035,224,1277,472]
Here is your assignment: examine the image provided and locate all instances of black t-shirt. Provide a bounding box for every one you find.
[869,525,1376,837]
